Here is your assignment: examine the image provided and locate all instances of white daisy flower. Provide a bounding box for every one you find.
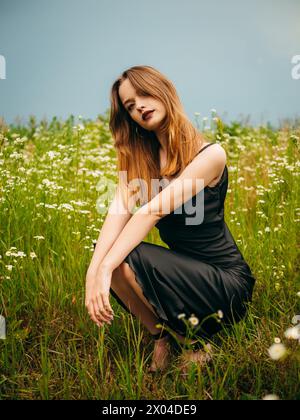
[262,394,279,400]
[291,315,300,325]
[284,326,300,340]
[188,314,199,326]
[267,343,287,360]
[217,310,224,319]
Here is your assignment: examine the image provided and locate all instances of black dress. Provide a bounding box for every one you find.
[94,142,256,341]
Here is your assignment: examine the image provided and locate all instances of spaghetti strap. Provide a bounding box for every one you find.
[197,143,215,154]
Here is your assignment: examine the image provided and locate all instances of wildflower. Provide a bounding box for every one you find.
[74,124,84,131]
[6,250,26,258]
[217,310,224,319]
[177,313,186,320]
[18,251,26,258]
[70,200,88,206]
[188,314,199,326]
[291,315,300,324]
[265,227,271,232]
[262,394,279,400]
[6,265,13,271]
[267,343,287,360]
[30,252,37,259]
[274,337,281,344]
[284,326,300,340]
[297,292,300,298]
[47,151,56,160]
[58,203,74,212]
[34,235,45,241]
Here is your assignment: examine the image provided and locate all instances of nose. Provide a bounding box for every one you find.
[136,98,146,112]
[136,103,145,112]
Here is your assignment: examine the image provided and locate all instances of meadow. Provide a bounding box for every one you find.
[0,111,299,400]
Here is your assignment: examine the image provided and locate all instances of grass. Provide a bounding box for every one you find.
[0,112,299,400]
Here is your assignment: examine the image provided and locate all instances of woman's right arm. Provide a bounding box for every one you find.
[86,183,134,277]
[85,182,136,315]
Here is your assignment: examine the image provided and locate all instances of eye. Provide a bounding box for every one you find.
[128,104,134,112]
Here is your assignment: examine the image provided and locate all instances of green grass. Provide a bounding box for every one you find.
[0,112,299,400]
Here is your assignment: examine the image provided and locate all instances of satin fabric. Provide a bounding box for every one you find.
[94,142,256,340]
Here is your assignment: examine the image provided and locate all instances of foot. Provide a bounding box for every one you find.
[178,343,213,377]
[149,335,171,373]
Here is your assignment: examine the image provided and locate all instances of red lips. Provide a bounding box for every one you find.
[142,110,154,120]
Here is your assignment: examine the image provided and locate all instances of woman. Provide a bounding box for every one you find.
[85,65,256,373]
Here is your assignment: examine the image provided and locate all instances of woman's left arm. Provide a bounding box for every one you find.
[101,143,226,272]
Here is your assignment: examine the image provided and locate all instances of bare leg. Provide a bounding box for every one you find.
[111,262,202,372]
[111,262,174,371]
[114,262,199,345]
[111,263,162,335]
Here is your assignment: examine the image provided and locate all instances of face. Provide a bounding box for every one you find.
[118,78,167,131]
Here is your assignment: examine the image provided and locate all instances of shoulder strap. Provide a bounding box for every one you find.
[197,143,214,154]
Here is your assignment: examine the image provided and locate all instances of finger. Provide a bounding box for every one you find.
[96,295,112,322]
[93,299,106,323]
[94,298,111,324]
[102,294,114,318]
[88,301,102,327]
[98,294,114,321]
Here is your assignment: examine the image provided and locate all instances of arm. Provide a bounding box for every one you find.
[101,144,227,272]
[85,181,138,325]
[86,183,134,277]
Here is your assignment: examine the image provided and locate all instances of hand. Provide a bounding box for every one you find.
[85,265,115,327]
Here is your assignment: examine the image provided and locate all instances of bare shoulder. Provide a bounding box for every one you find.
[180,142,227,187]
[203,142,226,159]
[193,142,227,167]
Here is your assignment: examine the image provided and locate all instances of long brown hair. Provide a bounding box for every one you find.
[109,65,206,207]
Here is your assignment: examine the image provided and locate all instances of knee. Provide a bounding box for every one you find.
[118,261,134,280]
[111,262,133,286]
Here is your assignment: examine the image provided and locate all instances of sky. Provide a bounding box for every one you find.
[0,0,299,127]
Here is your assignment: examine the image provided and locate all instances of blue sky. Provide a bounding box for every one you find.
[0,0,299,127]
